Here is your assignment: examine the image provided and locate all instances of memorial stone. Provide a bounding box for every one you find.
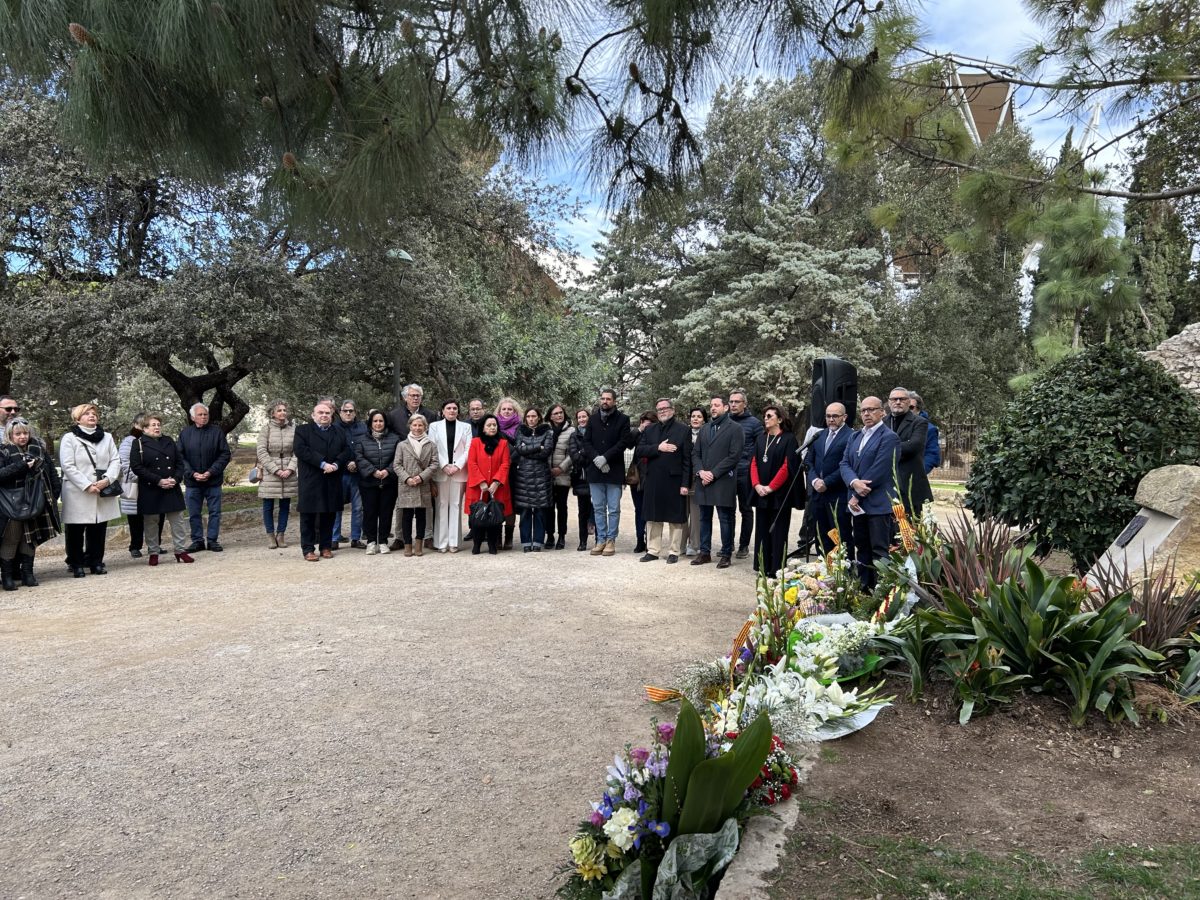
[1089,464,1200,582]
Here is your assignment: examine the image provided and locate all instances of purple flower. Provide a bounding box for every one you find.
[589,810,605,827]
[740,646,754,662]
[647,754,669,778]
[656,723,675,745]
[623,782,642,802]
[630,747,650,765]
[649,820,670,838]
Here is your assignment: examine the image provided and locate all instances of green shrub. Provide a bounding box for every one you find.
[887,559,1162,724]
[965,344,1200,571]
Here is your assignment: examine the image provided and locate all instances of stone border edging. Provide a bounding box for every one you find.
[714,744,818,898]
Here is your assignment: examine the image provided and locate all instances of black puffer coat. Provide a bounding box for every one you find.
[511,424,554,509]
[354,429,402,490]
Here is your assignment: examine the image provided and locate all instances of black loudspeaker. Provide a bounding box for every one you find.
[810,357,858,429]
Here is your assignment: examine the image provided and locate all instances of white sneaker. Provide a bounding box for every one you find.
[365,541,377,554]
[377,542,390,554]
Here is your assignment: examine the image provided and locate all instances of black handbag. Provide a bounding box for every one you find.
[0,472,46,520]
[468,490,505,530]
[80,440,123,498]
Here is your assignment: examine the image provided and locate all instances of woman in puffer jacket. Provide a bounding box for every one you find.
[354,409,402,555]
[510,407,555,552]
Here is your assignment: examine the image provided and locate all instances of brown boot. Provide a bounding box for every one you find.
[404,544,414,557]
[414,542,423,557]
[267,533,278,549]
[275,532,287,548]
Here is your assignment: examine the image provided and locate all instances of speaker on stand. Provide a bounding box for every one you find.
[791,357,859,561]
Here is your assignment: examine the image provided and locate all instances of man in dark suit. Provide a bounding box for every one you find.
[884,386,933,520]
[839,396,900,591]
[691,395,744,569]
[807,402,854,560]
[294,400,353,561]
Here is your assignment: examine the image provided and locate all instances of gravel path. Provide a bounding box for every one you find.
[1,496,756,899]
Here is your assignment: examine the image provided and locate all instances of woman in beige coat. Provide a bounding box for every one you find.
[392,414,437,557]
[256,400,298,548]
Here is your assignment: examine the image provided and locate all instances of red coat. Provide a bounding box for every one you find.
[464,437,513,516]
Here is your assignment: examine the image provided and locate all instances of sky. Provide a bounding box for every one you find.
[524,0,1125,268]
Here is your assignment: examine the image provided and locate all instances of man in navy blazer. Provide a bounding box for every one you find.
[807,402,855,560]
[839,396,900,590]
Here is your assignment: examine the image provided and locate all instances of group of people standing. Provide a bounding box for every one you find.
[0,381,941,587]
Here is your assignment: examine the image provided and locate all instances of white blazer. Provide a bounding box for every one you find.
[428,418,472,483]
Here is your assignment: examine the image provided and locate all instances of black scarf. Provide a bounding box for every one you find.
[480,432,501,454]
[71,425,105,444]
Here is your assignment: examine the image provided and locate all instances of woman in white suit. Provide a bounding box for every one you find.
[59,403,122,577]
[428,399,473,552]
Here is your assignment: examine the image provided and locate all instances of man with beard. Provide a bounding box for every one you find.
[580,388,632,557]
[727,389,763,560]
[691,395,744,569]
[635,398,692,564]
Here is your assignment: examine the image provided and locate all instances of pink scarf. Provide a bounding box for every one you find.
[496,411,520,439]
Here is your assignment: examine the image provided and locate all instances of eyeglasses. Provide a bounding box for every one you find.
[763,412,777,419]
[888,396,908,402]
[1,406,19,413]
[340,408,355,413]
[655,406,672,412]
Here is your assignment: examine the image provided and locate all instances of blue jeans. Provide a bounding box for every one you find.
[589,482,623,544]
[519,507,546,548]
[262,498,291,534]
[332,474,362,542]
[699,504,735,557]
[186,483,223,543]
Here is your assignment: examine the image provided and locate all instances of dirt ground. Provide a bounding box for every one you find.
[0,494,762,899]
[768,677,1200,898]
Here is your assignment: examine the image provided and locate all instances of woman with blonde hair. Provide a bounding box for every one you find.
[59,403,122,577]
[130,413,194,565]
[392,413,437,556]
[494,397,523,549]
[256,399,297,548]
[0,418,61,589]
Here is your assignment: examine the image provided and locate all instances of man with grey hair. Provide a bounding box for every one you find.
[387,383,437,550]
[178,401,231,552]
[884,386,932,519]
[727,388,763,559]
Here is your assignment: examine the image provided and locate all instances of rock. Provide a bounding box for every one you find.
[1135,466,1200,520]
[1144,322,1200,402]
[1090,464,1200,583]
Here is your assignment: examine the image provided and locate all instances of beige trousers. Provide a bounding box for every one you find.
[646,521,683,558]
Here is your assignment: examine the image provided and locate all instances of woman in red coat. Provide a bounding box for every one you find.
[464,415,512,555]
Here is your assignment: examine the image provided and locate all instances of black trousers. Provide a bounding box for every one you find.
[735,471,754,551]
[127,514,144,551]
[65,523,108,567]
[753,505,792,576]
[472,525,501,552]
[300,511,337,554]
[361,483,399,544]
[851,512,893,591]
[575,491,593,541]
[401,508,427,544]
[546,484,570,537]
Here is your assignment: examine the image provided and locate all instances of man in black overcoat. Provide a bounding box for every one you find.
[635,398,693,564]
[690,395,744,569]
[294,400,353,561]
[883,386,933,521]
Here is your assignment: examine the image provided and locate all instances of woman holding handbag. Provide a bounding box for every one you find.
[130,413,194,566]
[0,419,61,590]
[59,403,122,578]
[256,399,298,549]
[465,414,511,555]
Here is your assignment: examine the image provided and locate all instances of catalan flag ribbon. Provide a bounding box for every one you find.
[892,502,916,552]
[730,620,752,659]
[644,686,683,703]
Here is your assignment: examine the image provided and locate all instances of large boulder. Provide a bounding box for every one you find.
[1144,322,1200,401]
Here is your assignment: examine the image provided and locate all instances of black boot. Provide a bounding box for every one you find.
[555,534,566,550]
[0,559,16,591]
[503,520,514,550]
[19,555,38,587]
